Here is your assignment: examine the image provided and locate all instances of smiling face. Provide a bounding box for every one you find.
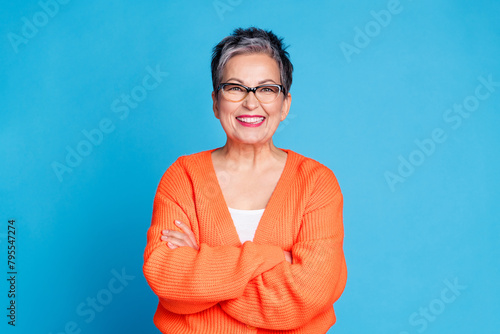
[212,53,291,147]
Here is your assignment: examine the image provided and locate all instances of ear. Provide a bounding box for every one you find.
[212,91,220,119]
[280,92,292,121]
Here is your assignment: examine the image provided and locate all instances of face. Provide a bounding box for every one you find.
[212,53,291,147]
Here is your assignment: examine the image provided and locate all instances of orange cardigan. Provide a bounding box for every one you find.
[143,148,347,334]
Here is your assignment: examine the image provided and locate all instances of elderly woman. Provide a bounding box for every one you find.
[143,27,347,334]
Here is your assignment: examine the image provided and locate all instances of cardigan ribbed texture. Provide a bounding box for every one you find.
[143,147,347,334]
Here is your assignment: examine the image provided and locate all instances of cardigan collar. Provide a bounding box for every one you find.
[204,147,297,246]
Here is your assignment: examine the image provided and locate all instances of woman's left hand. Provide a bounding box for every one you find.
[161,220,199,251]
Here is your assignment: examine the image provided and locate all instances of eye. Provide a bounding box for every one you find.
[258,85,279,93]
[225,84,244,92]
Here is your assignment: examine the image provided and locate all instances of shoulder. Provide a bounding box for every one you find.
[287,149,342,211]
[155,149,212,197]
[160,149,211,176]
[289,149,341,191]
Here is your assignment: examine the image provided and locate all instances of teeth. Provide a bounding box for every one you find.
[236,117,265,124]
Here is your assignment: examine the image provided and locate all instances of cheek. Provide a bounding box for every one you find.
[218,99,237,114]
[263,102,284,118]
[217,102,239,126]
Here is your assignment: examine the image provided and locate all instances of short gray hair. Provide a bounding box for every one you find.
[211,27,293,96]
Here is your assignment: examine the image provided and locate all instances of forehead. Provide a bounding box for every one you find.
[222,53,281,83]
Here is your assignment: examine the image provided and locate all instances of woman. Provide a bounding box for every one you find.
[143,27,347,334]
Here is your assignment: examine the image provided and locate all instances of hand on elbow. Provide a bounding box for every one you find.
[161,220,199,251]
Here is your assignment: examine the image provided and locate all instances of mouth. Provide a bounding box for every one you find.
[235,116,266,125]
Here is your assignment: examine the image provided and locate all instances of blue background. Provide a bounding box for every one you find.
[1,0,499,333]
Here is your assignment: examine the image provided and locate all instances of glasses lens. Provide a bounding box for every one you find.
[222,84,246,102]
[256,85,281,103]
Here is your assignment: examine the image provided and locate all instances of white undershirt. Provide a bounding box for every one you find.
[227,206,265,243]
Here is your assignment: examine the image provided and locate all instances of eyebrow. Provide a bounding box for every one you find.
[225,78,279,85]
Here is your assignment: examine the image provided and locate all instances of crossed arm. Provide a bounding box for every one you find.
[143,193,288,314]
[156,197,345,330]
[144,181,347,330]
[143,169,346,330]
[161,219,293,263]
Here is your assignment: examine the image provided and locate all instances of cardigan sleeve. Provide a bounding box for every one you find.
[143,164,286,315]
[219,169,347,330]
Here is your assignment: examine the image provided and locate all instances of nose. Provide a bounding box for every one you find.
[242,90,259,110]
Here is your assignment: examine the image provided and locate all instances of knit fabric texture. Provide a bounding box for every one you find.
[143,147,347,334]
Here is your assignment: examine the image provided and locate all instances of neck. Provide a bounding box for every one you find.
[215,139,285,172]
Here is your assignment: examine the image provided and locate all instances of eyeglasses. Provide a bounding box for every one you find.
[217,83,284,103]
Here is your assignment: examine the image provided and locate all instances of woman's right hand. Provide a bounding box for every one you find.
[163,219,292,264]
[161,220,199,251]
[284,251,292,264]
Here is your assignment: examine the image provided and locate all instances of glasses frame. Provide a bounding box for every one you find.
[217,82,284,103]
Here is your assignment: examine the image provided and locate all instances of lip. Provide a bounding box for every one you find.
[235,116,265,127]
[237,114,264,118]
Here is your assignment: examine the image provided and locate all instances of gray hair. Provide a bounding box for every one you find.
[211,27,293,96]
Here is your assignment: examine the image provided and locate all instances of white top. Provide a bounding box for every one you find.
[227,206,265,243]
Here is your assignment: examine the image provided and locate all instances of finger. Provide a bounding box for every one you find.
[160,233,179,249]
[283,251,293,264]
[175,220,196,239]
[175,220,200,250]
[161,235,188,248]
[161,222,198,250]
[163,229,197,249]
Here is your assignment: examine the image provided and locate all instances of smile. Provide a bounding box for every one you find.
[235,116,265,127]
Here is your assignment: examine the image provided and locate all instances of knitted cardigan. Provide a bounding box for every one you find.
[143,147,347,334]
